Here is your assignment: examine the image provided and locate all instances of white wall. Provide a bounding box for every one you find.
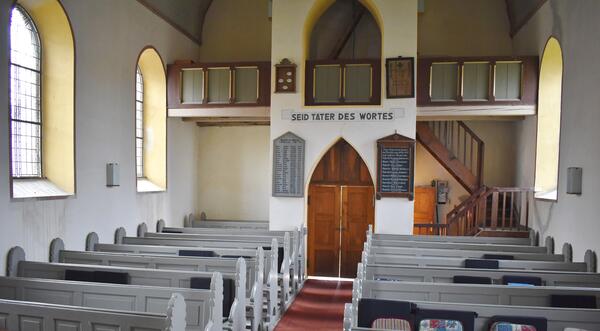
[270,0,418,234]
[513,0,600,261]
[196,126,270,221]
[0,0,200,273]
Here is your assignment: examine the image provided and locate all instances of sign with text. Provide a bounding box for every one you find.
[281,108,405,123]
[272,132,305,197]
[376,133,415,200]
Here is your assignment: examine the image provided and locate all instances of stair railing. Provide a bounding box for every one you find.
[445,187,533,236]
[428,121,485,188]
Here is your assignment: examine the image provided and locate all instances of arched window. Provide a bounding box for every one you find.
[535,37,563,200]
[135,66,144,178]
[136,48,166,192]
[10,5,42,178]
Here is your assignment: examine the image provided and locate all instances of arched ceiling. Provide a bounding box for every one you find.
[137,0,213,45]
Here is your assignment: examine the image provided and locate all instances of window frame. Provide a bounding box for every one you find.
[533,36,564,202]
[9,4,43,180]
[135,65,144,179]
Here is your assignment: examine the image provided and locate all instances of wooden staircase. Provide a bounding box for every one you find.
[414,121,532,237]
[416,121,484,194]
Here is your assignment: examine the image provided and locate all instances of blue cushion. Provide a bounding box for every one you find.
[416,308,477,331]
[489,315,547,331]
[93,271,130,284]
[64,269,94,282]
[358,298,415,328]
[453,276,492,285]
[483,254,514,260]
[502,275,542,286]
[191,277,235,318]
[178,250,217,257]
[550,295,597,309]
[464,259,499,269]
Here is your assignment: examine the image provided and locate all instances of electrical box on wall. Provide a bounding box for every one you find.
[566,167,582,195]
[106,163,119,187]
[435,180,449,204]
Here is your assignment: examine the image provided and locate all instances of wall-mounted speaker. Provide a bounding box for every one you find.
[566,167,582,195]
[106,163,120,187]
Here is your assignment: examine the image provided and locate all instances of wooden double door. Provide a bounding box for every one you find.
[308,185,374,278]
[307,139,375,278]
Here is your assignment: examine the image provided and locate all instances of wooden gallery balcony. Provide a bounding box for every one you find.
[167,61,271,126]
[417,56,539,119]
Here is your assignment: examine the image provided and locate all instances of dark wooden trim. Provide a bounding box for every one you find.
[506,0,548,37]
[417,56,539,107]
[136,0,204,46]
[135,46,169,193]
[167,61,271,109]
[305,58,381,106]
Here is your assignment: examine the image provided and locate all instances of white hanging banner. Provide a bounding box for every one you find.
[281,108,405,123]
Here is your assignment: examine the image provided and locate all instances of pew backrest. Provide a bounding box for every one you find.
[0,276,221,331]
[362,264,600,288]
[0,294,185,331]
[363,253,589,272]
[357,279,600,308]
[370,233,533,246]
[369,239,549,254]
[368,245,565,262]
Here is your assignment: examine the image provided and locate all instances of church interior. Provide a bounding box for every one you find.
[0,0,599,330]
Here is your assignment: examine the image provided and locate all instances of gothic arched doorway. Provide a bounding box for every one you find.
[307,139,374,278]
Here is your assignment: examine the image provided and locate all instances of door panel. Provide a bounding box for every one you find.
[307,185,340,277]
[414,186,437,234]
[341,186,374,278]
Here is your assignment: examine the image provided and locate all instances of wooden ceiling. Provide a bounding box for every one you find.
[137,0,213,45]
[504,0,548,37]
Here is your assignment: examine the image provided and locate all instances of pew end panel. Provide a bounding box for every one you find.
[86,232,99,251]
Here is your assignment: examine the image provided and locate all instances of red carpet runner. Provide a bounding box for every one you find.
[275,279,352,331]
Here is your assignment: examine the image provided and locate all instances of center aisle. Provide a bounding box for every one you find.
[275,279,352,331]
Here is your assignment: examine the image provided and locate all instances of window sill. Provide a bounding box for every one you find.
[137,178,165,193]
[12,178,73,200]
[534,189,558,202]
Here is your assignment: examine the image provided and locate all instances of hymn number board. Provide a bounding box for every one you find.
[377,134,415,200]
[273,132,305,197]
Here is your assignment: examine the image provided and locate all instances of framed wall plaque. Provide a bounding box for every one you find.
[275,58,297,93]
[272,132,305,197]
[376,133,415,200]
[386,57,415,98]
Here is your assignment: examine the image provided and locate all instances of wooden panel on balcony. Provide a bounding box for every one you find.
[305,59,381,106]
[417,56,538,108]
[167,61,271,114]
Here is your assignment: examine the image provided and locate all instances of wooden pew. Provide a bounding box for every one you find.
[156,224,307,286]
[50,238,266,331]
[0,296,186,331]
[361,251,591,272]
[369,238,551,254]
[358,263,600,288]
[367,244,568,261]
[7,247,247,331]
[87,234,280,330]
[344,300,600,331]
[144,229,305,291]
[354,278,600,308]
[0,276,222,331]
[182,215,269,230]
[367,225,535,246]
[118,232,295,307]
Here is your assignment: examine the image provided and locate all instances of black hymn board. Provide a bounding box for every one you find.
[272,132,305,197]
[376,133,415,200]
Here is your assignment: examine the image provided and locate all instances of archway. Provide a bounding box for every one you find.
[307,139,374,278]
